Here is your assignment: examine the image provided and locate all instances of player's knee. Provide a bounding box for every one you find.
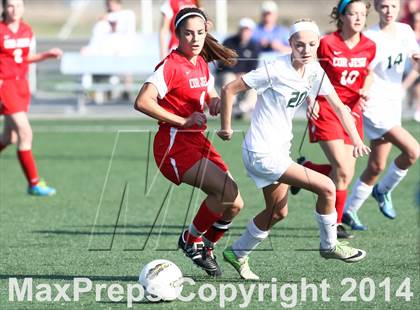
[336,168,353,187]
[320,178,336,202]
[369,160,386,176]
[272,205,288,221]
[218,177,239,205]
[405,144,419,166]
[16,125,33,143]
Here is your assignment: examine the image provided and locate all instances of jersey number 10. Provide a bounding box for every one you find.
[340,70,360,86]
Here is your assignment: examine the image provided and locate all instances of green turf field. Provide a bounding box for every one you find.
[0,119,419,309]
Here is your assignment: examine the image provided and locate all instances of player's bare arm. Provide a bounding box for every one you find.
[325,90,371,157]
[219,78,250,140]
[135,82,205,128]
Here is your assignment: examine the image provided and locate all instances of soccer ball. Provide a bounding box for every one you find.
[139,259,184,301]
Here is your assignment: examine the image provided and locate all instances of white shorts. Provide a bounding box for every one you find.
[363,115,400,140]
[363,97,402,140]
[242,148,293,189]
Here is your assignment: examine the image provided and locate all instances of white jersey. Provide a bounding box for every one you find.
[363,23,419,137]
[242,54,334,154]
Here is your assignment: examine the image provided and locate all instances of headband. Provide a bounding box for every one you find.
[288,21,320,39]
[338,0,352,14]
[175,12,206,29]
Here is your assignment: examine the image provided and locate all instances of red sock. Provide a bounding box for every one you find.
[186,202,222,244]
[303,161,332,176]
[0,142,7,153]
[17,150,39,187]
[335,189,347,224]
[203,220,232,245]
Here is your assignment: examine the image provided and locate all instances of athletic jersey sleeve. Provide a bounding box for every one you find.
[242,65,270,94]
[207,72,215,92]
[405,24,419,56]
[146,61,173,99]
[160,0,173,19]
[318,73,334,96]
[364,30,381,70]
[309,65,334,98]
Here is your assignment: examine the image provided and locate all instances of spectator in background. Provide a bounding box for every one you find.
[252,1,291,54]
[410,11,420,121]
[218,18,260,119]
[81,0,136,56]
[399,0,419,27]
[399,0,420,121]
[81,0,136,102]
[159,0,200,59]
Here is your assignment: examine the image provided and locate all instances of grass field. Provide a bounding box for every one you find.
[0,119,419,309]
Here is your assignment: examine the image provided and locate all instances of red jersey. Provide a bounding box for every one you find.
[146,50,214,130]
[161,0,199,51]
[0,21,33,80]
[317,31,376,109]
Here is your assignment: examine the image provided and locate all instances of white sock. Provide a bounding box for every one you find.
[377,161,407,194]
[315,211,337,251]
[345,178,373,213]
[232,219,269,259]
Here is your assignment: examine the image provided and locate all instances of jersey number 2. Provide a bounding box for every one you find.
[13,48,23,64]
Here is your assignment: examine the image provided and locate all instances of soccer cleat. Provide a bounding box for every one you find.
[28,180,56,196]
[342,211,367,231]
[223,247,259,280]
[337,224,354,239]
[178,231,221,277]
[290,156,306,195]
[372,185,396,219]
[320,241,366,263]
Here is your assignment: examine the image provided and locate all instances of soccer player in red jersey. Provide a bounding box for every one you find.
[0,0,62,196]
[290,0,376,239]
[159,0,200,59]
[135,7,241,277]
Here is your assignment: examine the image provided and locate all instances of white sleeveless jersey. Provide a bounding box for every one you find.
[242,54,334,154]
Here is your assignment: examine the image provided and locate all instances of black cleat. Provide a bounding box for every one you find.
[178,231,222,277]
[290,156,306,195]
[337,224,354,239]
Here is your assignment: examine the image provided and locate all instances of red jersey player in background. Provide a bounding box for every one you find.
[135,7,242,277]
[159,0,200,59]
[0,0,62,196]
[290,0,376,239]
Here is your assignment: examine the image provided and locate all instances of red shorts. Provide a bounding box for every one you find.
[309,97,363,145]
[153,127,228,185]
[0,79,31,115]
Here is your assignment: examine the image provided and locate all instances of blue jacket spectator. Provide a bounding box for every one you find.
[251,1,291,54]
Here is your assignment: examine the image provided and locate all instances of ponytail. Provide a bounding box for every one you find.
[174,7,237,67]
[200,33,237,66]
[2,0,6,21]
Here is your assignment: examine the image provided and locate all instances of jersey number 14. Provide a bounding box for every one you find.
[387,53,403,69]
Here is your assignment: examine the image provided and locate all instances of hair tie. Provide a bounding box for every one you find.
[338,0,352,14]
[175,12,206,29]
[289,21,320,39]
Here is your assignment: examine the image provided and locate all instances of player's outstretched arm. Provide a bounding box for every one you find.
[134,83,206,128]
[207,88,221,116]
[325,90,370,158]
[218,77,250,140]
[26,48,63,63]
[402,52,420,90]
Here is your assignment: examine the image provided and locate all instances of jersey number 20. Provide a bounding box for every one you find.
[287,91,308,108]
